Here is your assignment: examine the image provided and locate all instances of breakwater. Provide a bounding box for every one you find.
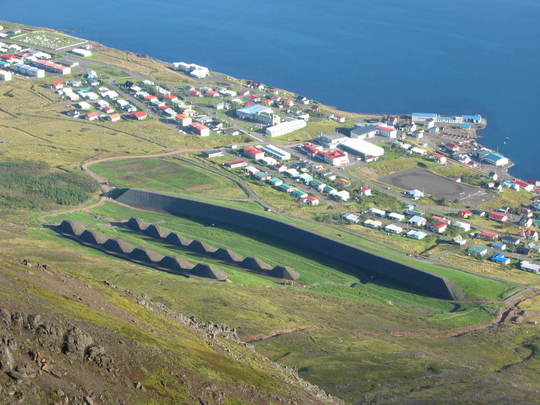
[114,189,464,300]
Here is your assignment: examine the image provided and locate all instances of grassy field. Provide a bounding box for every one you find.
[430,164,486,186]
[271,119,354,144]
[255,326,540,404]
[91,157,248,200]
[363,156,437,178]
[0,79,248,168]
[479,188,535,211]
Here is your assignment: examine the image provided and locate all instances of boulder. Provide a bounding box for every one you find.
[63,327,94,357]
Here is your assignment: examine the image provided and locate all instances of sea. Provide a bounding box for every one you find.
[3,0,539,179]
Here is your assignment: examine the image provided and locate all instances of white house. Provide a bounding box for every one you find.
[385,224,403,234]
[521,261,540,274]
[407,230,427,240]
[407,189,425,200]
[453,221,471,232]
[363,219,382,229]
[388,212,405,222]
[342,213,360,224]
[409,216,427,227]
[369,208,386,217]
[376,125,397,138]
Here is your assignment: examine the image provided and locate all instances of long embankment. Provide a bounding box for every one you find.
[114,188,464,300]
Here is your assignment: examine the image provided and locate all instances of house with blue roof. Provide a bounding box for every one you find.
[490,254,511,265]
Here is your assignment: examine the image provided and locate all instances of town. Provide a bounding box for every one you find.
[0,24,539,280]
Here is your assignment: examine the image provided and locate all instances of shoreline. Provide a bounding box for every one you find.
[0,19,531,182]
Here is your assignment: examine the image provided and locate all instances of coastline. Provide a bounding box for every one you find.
[0,19,529,181]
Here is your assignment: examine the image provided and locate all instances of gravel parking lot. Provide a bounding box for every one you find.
[381,168,494,206]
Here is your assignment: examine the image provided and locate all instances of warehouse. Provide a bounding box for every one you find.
[33,59,71,75]
[339,138,384,161]
[237,104,278,125]
[475,149,509,166]
[350,123,378,139]
[261,144,291,160]
[70,48,92,57]
[265,119,306,137]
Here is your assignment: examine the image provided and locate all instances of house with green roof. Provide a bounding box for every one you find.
[267,177,283,186]
[254,171,270,181]
[277,183,295,193]
[467,246,488,258]
[292,189,308,199]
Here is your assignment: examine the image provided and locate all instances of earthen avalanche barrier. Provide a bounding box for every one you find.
[114,189,464,300]
[54,220,228,281]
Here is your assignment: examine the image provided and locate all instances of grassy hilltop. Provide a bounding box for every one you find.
[0,20,539,404]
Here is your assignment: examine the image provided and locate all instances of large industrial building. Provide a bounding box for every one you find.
[33,59,71,75]
[339,138,384,161]
[261,144,291,160]
[412,112,482,124]
[350,123,378,139]
[237,104,279,126]
[265,118,306,137]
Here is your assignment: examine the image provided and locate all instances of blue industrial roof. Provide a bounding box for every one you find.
[412,113,437,118]
[463,114,481,120]
[486,152,505,160]
[237,104,270,115]
[460,124,472,129]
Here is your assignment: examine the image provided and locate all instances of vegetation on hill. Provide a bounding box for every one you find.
[0,160,98,209]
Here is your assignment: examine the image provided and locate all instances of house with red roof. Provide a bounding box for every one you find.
[243,147,265,160]
[50,81,64,90]
[478,231,499,241]
[376,125,397,138]
[85,112,99,121]
[359,186,372,197]
[458,209,473,218]
[514,179,534,192]
[301,195,320,206]
[432,215,452,225]
[430,222,448,234]
[521,229,539,241]
[226,160,247,169]
[283,99,294,107]
[433,154,447,164]
[175,114,192,127]
[320,149,349,166]
[488,212,508,222]
[190,122,210,136]
[105,113,121,122]
[129,111,148,120]
[205,89,219,97]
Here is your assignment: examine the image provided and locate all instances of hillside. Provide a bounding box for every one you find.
[0,20,539,404]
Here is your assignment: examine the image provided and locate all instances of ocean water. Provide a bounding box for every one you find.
[3,0,539,178]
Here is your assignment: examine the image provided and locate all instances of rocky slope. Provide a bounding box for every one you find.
[0,257,339,405]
